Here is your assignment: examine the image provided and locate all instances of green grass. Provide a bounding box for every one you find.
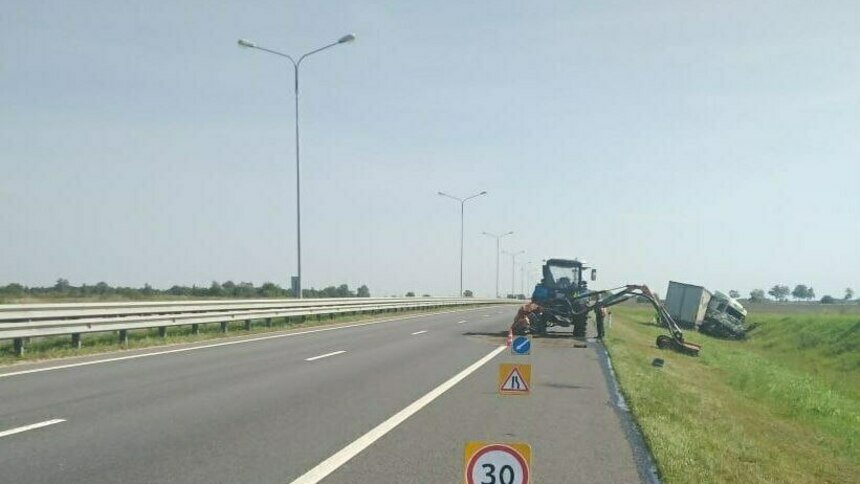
[0,305,478,366]
[743,302,860,316]
[605,306,860,484]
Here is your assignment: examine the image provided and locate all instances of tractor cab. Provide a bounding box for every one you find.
[532,258,595,302]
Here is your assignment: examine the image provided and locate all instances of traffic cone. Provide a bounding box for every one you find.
[506,330,513,347]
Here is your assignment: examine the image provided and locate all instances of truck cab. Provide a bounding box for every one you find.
[701,291,748,339]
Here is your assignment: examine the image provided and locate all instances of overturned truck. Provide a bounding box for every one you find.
[665,281,748,339]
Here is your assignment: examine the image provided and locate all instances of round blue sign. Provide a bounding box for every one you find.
[512,336,531,355]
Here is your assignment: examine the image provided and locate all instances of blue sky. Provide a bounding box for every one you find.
[2,1,858,298]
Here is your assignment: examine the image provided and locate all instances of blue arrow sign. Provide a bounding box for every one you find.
[512,335,531,355]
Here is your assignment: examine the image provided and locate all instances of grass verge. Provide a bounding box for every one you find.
[605,306,859,484]
[0,305,485,366]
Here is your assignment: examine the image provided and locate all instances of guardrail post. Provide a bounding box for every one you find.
[158,327,167,338]
[71,333,82,349]
[220,322,228,333]
[118,330,128,346]
[13,338,24,356]
[192,324,200,335]
[265,318,272,328]
[244,320,252,331]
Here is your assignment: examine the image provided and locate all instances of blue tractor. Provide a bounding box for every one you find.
[530,258,596,337]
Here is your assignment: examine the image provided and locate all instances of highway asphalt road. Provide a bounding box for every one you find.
[0,305,650,483]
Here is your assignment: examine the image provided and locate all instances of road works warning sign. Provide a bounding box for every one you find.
[464,441,531,484]
[498,363,531,395]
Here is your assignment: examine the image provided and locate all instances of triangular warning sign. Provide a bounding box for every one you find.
[500,367,530,393]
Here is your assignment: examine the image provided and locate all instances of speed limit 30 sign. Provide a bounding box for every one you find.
[464,441,531,484]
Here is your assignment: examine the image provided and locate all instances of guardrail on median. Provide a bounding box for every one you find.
[0,297,517,356]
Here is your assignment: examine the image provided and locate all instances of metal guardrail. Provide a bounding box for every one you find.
[0,297,515,356]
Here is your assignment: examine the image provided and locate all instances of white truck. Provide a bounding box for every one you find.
[665,281,748,339]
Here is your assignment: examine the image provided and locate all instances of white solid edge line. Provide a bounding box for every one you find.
[289,345,506,484]
[410,330,427,335]
[0,418,66,438]
[0,306,501,380]
[304,350,346,362]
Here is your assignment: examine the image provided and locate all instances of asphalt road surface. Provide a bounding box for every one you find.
[0,305,650,483]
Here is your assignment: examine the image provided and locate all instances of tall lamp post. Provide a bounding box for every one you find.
[525,261,539,293]
[503,250,525,297]
[521,261,529,295]
[238,34,356,298]
[482,231,513,298]
[438,191,487,296]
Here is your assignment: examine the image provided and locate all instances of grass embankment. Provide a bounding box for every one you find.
[605,306,859,483]
[0,305,476,366]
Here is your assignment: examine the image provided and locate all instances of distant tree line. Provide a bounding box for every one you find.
[0,279,371,300]
[743,285,854,304]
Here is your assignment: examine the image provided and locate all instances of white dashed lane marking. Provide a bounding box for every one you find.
[305,351,347,362]
[0,419,66,439]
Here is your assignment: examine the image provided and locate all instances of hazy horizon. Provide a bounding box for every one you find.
[2,1,858,299]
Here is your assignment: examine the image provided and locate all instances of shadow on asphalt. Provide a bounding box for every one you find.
[461,331,579,339]
[541,382,593,390]
[461,331,508,338]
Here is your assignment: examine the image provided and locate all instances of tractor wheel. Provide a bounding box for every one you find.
[656,335,673,349]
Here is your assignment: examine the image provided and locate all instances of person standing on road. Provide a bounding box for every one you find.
[594,303,607,339]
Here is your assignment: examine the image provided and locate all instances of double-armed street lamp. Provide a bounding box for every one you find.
[238,33,356,298]
[438,191,487,297]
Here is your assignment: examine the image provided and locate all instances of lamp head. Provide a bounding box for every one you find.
[338,33,356,44]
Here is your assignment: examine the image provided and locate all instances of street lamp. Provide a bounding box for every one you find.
[438,191,488,296]
[482,231,513,298]
[503,250,525,297]
[521,260,533,296]
[237,33,356,298]
[524,261,539,293]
